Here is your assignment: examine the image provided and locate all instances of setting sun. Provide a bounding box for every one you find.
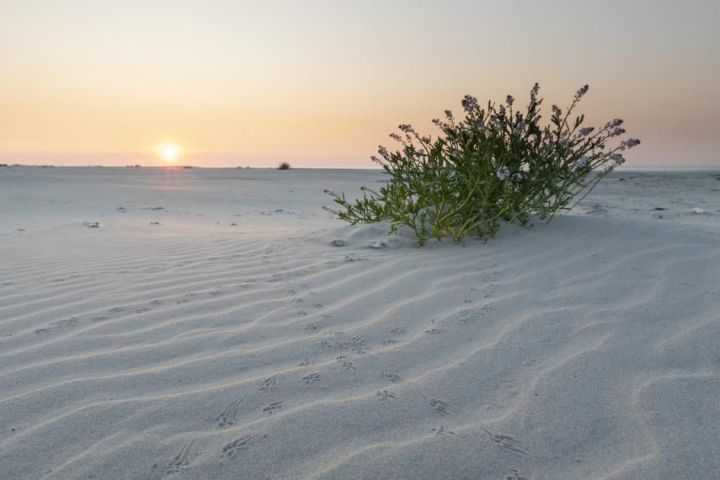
[157,144,182,163]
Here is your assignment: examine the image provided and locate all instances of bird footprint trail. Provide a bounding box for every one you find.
[430,425,456,438]
[222,434,257,459]
[259,376,277,392]
[481,428,528,455]
[382,373,403,383]
[216,396,246,428]
[2,170,719,480]
[376,390,397,401]
[302,372,321,384]
[262,402,283,415]
[165,439,196,476]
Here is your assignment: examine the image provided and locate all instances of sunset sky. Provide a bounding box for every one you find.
[1,0,718,167]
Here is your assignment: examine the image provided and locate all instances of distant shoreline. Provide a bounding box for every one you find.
[1,164,719,172]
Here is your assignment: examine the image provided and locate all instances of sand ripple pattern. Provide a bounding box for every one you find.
[1,214,719,479]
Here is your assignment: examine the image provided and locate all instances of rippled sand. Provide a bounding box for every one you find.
[1,167,719,479]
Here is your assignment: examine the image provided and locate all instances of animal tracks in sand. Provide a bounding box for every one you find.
[223,433,257,458]
[381,373,403,384]
[165,439,196,476]
[376,390,397,401]
[427,399,456,415]
[259,376,278,392]
[304,323,320,334]
[481,427,528,455]
[222,433,257,459]
[457,306,495,325]
[505,468,531,480]
[417,391,462,416]
[262,402,283,415]
[216,396,247,428]
[3,168,717,480]
[430,425,456,438]
[34,317,80,334]
[335,355,356,372]
[319,333,368,354]
[302,372,321,384]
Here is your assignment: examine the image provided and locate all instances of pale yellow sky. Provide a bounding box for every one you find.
[1,0,719,167]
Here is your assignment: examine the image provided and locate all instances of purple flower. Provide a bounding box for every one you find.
[609,127,626,137]
[575,84,589,99]
[445,110,454,121]
[398,124,415,134]
[552,105,562,117]
[461,95,478,112]
[611,153,626,165]
[389,133,402,142]
[529,83,541,107]
[579,127,594,137]
[506,95,515,107]
[606,118,624,128]
[620,138,640,150]
[378,145,389,158]
[496,166,510,181]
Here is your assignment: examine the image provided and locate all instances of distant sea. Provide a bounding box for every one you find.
[622,165,720,171]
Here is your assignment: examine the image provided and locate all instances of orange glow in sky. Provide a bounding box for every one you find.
[1,1,719,167]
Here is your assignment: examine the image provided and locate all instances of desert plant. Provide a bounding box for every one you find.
[278,162,291,170]
[325,84,640,245]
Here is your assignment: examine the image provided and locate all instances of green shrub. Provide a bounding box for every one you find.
[326,84,640,245]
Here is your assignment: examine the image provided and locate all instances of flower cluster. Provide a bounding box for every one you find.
[575,84,589,100]
[620,138,641,150]
[462,95,478,112]
[326,84,640,245]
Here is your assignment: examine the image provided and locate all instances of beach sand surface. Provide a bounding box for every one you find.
[1,167,719,479]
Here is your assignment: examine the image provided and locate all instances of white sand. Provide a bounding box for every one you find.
[1,166,719,480]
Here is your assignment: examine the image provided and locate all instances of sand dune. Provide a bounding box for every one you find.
[1,167,719,479]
